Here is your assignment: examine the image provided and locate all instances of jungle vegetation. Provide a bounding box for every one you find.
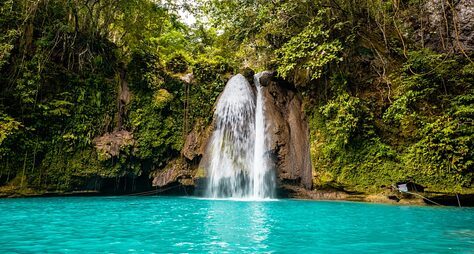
[0,0,472,195]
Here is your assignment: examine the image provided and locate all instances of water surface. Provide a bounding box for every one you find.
[0,197,473,253]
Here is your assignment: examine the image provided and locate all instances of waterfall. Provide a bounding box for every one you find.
[252,72,276,199]
[205,73,276,199]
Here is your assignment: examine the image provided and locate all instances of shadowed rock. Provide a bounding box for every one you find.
[151,159,194,187]
[241,67,255,84]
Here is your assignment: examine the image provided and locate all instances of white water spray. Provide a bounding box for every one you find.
[252,72,276,199]
[205,73,275,199]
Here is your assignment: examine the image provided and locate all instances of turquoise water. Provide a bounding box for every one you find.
[0,197,473,253]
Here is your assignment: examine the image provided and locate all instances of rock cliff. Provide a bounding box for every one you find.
[258,72,313,190]
[425,0,474,53]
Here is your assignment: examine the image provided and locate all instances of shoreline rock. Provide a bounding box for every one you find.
[1,186,473,207]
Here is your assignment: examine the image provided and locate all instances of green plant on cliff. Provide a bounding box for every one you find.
[380,49,474,192]
[309,75,403,192]
[276,9,344,80]
[200,0,474,193]
[0,0,227,194]
[1,0,473,196]
[166,54,189,73]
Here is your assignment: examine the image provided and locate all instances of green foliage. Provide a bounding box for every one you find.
[379,49,473,190]
[0,30,17,69]
[128,87,183,165]
[320,93,366,151]
[309,75,401,191]
[276,10,343,80]
[153,89,174,108]
[0,113,22,160]
[126,48,228,169]
[128,50,165,91]
[0,114,21,146]
[192,59,230,83]
[39,149,109,191]
[189,58,229,123]
[0,0,20,70]
[402,116,473,191]
[309,46,473,193]
[310,102,403,192]
[128,102,182,164]
[0,0,193,193]
[394,71,473,191]
[166,54,189,73]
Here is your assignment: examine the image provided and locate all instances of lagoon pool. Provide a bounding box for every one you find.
[0,196,473,253]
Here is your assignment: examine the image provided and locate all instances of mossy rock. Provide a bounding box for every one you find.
[194,167,207,178]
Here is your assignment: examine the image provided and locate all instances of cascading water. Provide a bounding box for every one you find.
[205,73,276,199]
[252,72,276,199]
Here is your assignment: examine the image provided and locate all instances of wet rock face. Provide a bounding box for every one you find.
[425,0,474,52]
[259,72,313,189]
[151,119,213,190]
[454,0,474,52]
